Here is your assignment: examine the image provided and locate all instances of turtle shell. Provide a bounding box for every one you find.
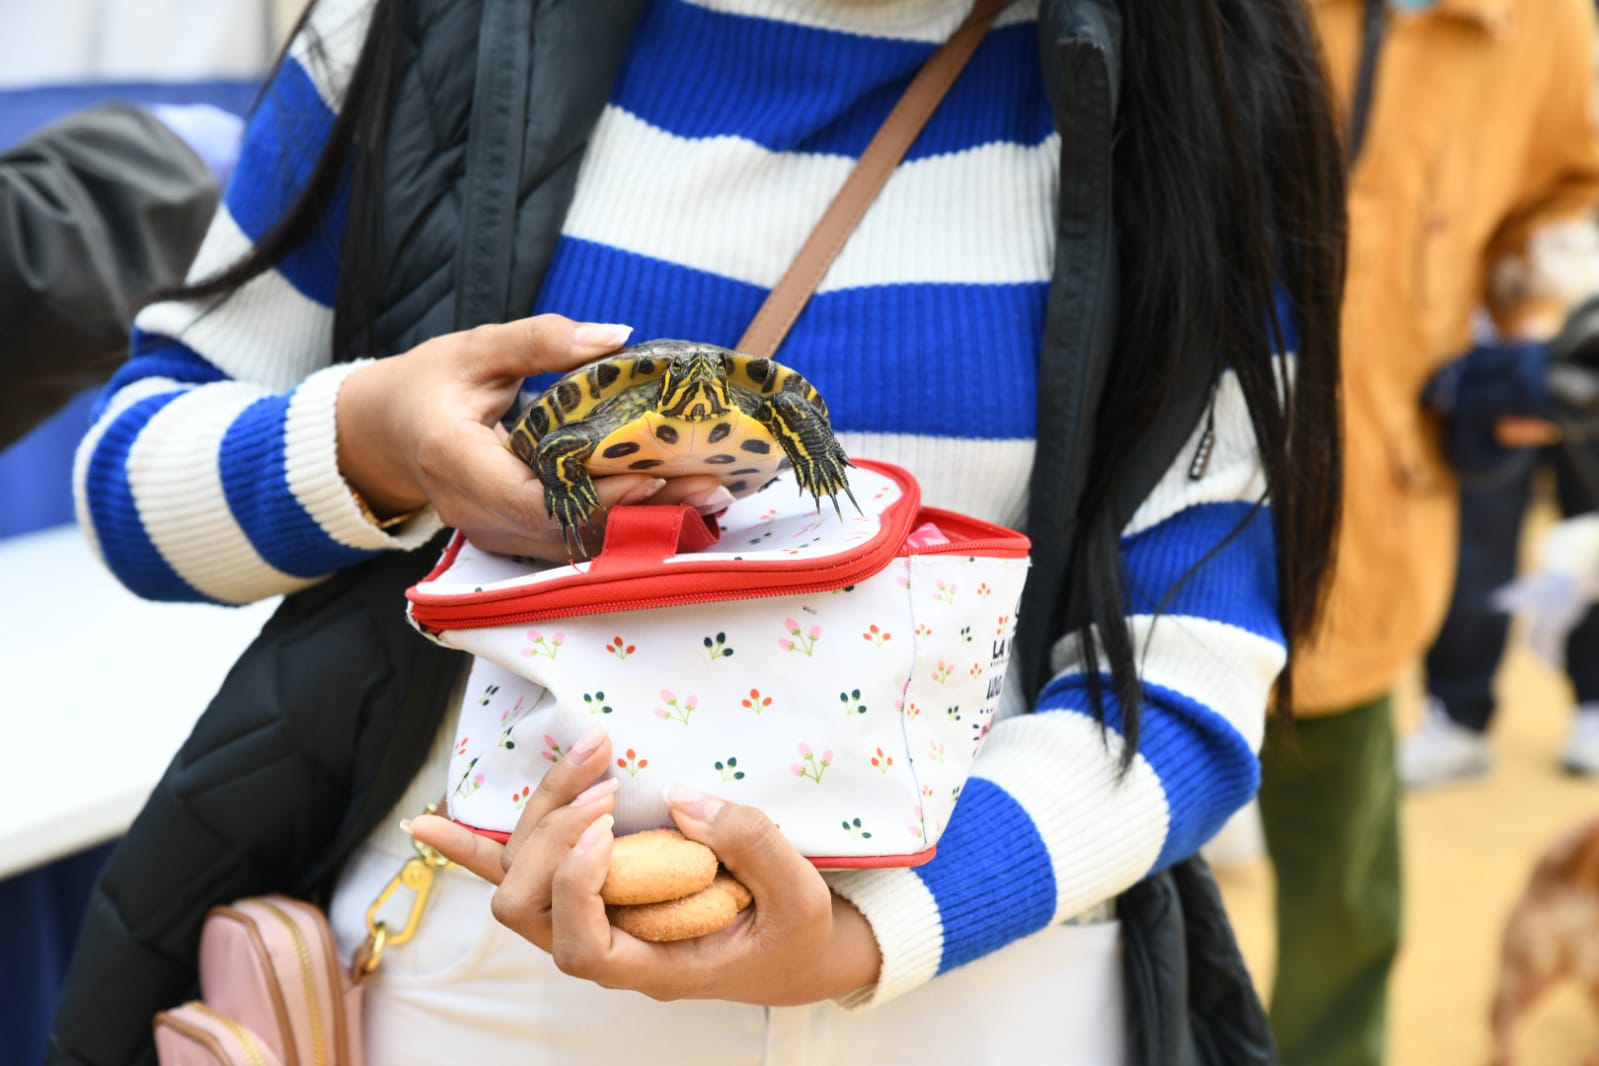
[508,339,832,497]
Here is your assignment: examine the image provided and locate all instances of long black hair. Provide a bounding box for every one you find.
[165,0,1344,745]
[1076,0,1345,754]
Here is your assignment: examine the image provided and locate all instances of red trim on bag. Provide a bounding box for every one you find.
[454,820,936,869]
[408,460,1028,633]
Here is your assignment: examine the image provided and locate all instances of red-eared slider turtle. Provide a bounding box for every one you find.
[507,339,855,553]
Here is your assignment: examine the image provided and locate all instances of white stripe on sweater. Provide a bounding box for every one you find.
[834,433,1035,531]
[1123,369,1270,539]
[563,107,1058,291]
[136,211,335,390]
[977,712,1168,925]
[289,0,377,111]
[73,374,200,566]
[681,0,1040,42]
[126,384,321,603]
[1047,615,1283,754]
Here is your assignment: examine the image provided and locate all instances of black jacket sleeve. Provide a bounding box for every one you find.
[0,102,218,447]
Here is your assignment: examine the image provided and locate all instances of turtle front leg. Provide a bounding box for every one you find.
[531,427,603,558]
[754,392,856,517]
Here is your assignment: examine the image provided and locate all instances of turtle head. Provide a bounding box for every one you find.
[658,350,733,422]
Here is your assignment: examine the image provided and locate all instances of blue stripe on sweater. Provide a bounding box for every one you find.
[531,238,1043,438]
[1036,676,1262,872]
[1121,502,1281,641]
[222,55,345,304]
[218,395,379,578]
[84,391,207,602]
[914,776,1058,974]
[613,0,1051,159]
[94,335,229,421]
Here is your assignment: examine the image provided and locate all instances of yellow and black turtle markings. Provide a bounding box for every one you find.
[505,339,853,554]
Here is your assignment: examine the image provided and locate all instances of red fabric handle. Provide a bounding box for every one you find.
[589,505,721,572]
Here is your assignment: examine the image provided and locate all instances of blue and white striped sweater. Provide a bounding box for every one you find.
[73,0,1285,1008]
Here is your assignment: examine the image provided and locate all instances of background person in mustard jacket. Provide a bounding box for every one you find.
[1259,1,1599,1064]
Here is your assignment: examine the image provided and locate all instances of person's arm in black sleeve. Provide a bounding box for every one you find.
[0,102,220,446]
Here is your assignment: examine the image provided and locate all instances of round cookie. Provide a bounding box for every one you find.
[601,828,719,906]
[608,872,754,942]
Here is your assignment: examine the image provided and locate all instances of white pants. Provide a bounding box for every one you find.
[330,842,1127,1066]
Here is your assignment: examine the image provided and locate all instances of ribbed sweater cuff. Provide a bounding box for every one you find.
[290,360,444,551]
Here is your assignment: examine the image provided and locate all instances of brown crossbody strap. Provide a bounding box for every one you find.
[736,0,1014,359]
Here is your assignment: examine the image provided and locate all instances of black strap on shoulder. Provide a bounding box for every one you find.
[453,0,533,330]
[1346,0,1386,168]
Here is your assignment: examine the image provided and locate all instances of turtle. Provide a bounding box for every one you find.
[507,338,855,554]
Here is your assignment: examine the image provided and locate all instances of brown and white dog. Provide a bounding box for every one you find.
[1490,812,1599,1066]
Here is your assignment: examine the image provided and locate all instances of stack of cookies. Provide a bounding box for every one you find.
[602,828,753,941]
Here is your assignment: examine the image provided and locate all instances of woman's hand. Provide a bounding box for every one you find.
[407,729,883,1005]
[336,314,728,560]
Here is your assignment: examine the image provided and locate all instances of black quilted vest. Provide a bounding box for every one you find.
[48,2,1267,1063]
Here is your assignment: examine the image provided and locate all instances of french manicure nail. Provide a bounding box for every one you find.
[573,323,634,349]
[399,818,414,835]
[619,478,667,506]
[573,813,614,855]
[568,725,609,763]
[682,486,735,513]
[571,778,620,808]
[664,782,724,823]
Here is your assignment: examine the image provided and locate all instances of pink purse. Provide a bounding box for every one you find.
[154,896,361,1066]
[154,825,449,1065]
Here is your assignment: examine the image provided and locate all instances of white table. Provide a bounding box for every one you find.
[0,525,279,879]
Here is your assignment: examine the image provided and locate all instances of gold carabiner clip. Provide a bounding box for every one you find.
[355,803,454,979]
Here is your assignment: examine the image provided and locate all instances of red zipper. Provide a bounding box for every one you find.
[411,537,906,629]
[407,463,1030,633]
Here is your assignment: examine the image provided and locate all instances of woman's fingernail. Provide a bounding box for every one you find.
[682,486,735,513]
[573,323,634,349]
[664,782,724,823]
[399,818,414,835]
[572,813,614,855]
[571,778,620,808]
[568,725,609,763]
[619,478,667,506]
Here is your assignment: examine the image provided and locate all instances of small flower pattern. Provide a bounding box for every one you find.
[870,747,894,774]
[583,691,613,715]
[934,579,957,605]
[741,688,774,714]
[653,689,698,726]
[540,734,564,763]
[842,817,873,841]
[714,756,746,782]
[790,742,833,783]
[606,635,636,660]
[520,629,565,660]
[778,617,822,656]
[455,765,485,798]
[861,624,892,648]
[839,689,867,716]
[511,785,532,811]
[931,661,953,684]
[617,748,649,777]
[703,632,734,660]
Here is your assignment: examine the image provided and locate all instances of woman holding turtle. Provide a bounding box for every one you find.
[56,1,1344,1063]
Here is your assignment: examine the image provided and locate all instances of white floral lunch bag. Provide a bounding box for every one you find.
[406,459,1030,868]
